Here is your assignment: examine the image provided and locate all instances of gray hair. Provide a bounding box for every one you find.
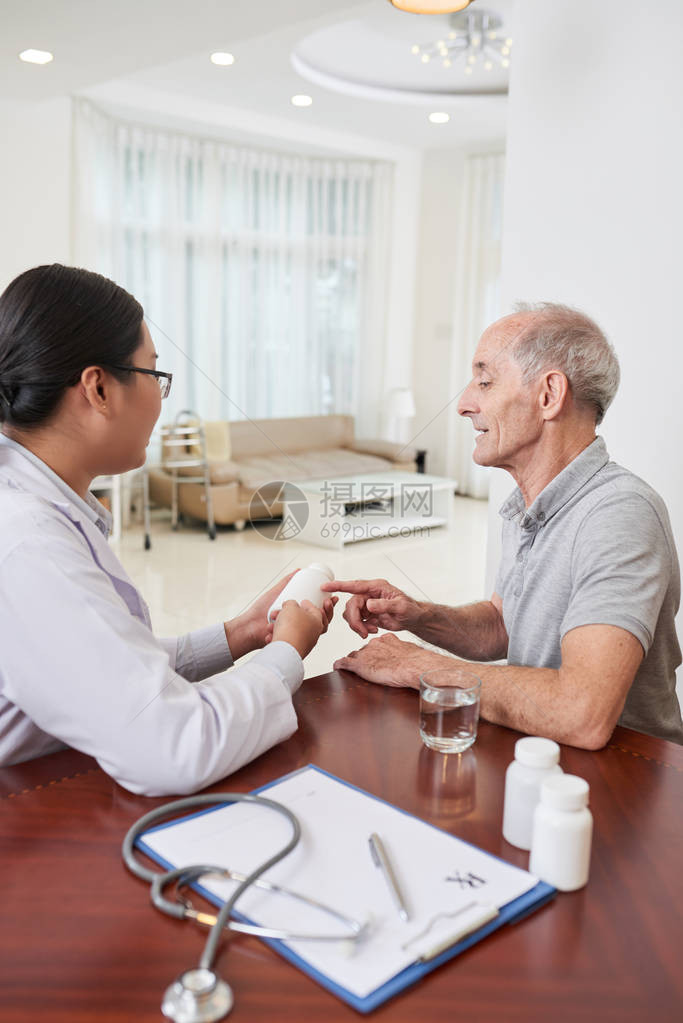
[510,302,620,425]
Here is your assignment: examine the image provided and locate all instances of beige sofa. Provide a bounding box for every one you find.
[148,414,417,527]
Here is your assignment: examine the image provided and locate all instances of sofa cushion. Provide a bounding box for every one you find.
[232,448,395,488]
[207,459,241,484]
[204,421,232,460]
[160,418,232,491]
[352,438,417,462]
[229,415,354,459]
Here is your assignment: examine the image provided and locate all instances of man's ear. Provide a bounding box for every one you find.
[539,369,569,421]
[79,366,110,415]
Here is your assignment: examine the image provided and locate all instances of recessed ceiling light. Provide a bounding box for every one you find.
[291,94,313,107]
[210,52,235,66]
[428,112,450,124]
[19,49,53,65]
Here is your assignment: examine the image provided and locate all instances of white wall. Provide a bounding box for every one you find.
[0,98,72,290]
[487,0,683,694]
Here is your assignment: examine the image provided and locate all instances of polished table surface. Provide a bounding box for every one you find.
[1,670,682,1022]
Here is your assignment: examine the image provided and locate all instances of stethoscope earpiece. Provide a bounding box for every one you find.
[161,968,233,1023]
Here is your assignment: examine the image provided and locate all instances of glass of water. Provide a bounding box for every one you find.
[419,667,482,753]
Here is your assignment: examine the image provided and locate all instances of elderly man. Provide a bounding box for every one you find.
[323,303,683,748]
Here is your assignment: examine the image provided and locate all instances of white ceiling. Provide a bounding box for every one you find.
[1,0,511,152]
[292,1,512,98]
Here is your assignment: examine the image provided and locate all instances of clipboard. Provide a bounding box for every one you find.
[137,765,555,1013]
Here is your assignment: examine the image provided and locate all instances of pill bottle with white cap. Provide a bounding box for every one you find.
[529,774,593,892]
[267,564,334,623]
[502,736,563,850]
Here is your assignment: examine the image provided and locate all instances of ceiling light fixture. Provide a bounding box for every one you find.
[411,8,512,73]
[389,1,474,12]
[210,52,235,66]
[428,112,450,123]
[19,49,53,65]
[291,94,313,107]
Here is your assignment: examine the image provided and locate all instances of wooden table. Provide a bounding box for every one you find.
[1,670,682,1022]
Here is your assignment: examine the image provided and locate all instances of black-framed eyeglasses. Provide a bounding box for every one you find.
[107,365,173,399]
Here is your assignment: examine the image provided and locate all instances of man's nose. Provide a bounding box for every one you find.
[457,381,477,417]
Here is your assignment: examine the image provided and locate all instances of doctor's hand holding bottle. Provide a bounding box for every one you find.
[224,570,338,661]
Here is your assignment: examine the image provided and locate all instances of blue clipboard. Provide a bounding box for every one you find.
[137,764,555,1013]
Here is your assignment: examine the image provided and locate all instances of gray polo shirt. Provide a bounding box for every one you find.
[495,436,683,745]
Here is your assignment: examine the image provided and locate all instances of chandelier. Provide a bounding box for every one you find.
[410,8,512,74]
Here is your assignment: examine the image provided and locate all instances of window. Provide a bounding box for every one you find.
[74,101,393,423]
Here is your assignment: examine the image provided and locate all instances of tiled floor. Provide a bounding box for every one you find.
[115,495,489,678]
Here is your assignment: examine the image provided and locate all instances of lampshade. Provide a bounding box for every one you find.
[388,1,474,13]
[386,387,417,419]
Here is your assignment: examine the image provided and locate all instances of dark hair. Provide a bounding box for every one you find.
[0,264,143,428]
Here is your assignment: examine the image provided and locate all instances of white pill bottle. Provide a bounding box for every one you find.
[529,774,593,891]
[267,563,334,623]
[502,737,563,850]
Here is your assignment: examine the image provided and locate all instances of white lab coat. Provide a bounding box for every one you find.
[0,436,304,796]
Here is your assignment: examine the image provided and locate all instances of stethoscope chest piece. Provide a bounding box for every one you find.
[162,968,234,1023]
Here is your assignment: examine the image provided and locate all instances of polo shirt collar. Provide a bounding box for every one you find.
[499,436,610,529]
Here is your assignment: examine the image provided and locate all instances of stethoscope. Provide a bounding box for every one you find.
[122,793,368,1023]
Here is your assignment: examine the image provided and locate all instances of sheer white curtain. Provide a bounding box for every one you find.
[72,100,393,425]
[446,153,505,498]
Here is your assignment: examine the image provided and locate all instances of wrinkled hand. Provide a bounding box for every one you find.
[320,577,422,639]
[333,633,446,689]
[272,599,327,660]
[225,570,337,659]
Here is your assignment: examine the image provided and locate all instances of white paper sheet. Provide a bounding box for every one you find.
[141,767,538,999]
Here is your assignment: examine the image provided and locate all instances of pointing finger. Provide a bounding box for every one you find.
[320,579,382,596]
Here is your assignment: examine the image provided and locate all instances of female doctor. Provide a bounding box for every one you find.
[0,264,335,795]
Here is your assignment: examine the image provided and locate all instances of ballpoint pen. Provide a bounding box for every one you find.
[368,832,410,923]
